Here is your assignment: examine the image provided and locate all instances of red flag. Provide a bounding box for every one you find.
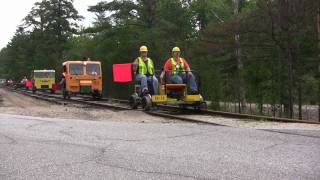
[113,63,132,82]
[25,81,33,88]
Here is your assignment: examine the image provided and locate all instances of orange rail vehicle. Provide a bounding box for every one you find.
[61,60,103,99]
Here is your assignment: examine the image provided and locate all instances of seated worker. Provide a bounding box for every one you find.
[132,45,159,95]
[160,47,198,94]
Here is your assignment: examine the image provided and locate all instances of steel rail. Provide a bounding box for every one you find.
[155,104,320,125]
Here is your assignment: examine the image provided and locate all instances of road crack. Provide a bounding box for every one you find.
[94,131,206,143]
[0,132,17,145]
[94,160,214,180]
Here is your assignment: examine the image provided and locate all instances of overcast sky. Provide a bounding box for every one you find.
[0,0,104,49]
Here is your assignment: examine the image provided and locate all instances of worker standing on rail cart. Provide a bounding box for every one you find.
[132,45,159,95]
[160,47,198,94]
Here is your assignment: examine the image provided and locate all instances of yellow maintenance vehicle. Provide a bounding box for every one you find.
[32,69,56,93]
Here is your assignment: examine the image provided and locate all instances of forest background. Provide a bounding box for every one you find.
[0,0,319,120]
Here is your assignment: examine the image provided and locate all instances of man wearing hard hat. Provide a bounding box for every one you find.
[161,47,198,94]
[132,45,159,95]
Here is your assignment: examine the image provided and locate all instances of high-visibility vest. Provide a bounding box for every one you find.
[138,57,154,75]
[171,58,186,75]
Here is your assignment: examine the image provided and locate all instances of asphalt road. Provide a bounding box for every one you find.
[0,113,319,180]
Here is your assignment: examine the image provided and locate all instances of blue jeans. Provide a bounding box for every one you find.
[136,74,159,95]
[169,73,198,92]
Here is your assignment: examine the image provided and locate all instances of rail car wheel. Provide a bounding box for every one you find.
[179,104,188,109]
[193,104,200,110]
[193,102,207,111]
[141,95,152,111]
[129,93,139,109]
[200,101,207,110]
[193,101,207,111]
[199,95,207,110]
[32,87,36,94]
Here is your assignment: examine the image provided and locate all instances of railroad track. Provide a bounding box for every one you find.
[11,89,224,125]
[4,86,320,125]
[98,96,320,125]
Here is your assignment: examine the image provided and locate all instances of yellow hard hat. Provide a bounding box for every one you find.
[172,47,180,52]
[139,46,148,52]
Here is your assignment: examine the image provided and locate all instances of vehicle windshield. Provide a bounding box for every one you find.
[86,64,101,75]
[34,72,55,78]
[69,64,84,75]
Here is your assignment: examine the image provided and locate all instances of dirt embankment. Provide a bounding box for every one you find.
[0,88,170,123]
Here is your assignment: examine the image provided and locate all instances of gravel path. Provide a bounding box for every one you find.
[1,88,319,130]
[0,88,173,124]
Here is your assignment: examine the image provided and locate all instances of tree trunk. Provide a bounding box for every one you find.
[271,55,277,117]
[298,79,302,119]
[279,0,294,118]
[317,7,320,122]
[143,0,157,29]
[233,0,246,113]
[295,43,303,120]
[57,0,63,67]
[288,47,294,118]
